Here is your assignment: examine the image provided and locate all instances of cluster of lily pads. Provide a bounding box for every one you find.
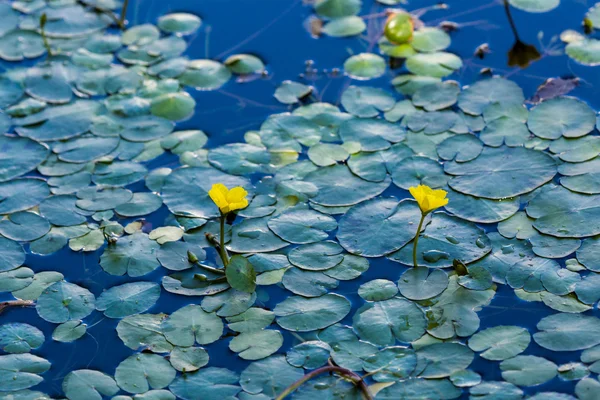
[2,0,600,399]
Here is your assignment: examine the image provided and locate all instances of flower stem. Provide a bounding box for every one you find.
[219,214,229,267]
[119,0,129,28]
[412,213,426,268]
[275,365,373,400]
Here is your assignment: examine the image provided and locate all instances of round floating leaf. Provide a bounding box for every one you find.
[157,13,201,35]
[274,293,351,332]
[224,54,265,75]
[150,92,195,121]
[390,213,491,268]
[169,367,240,400]
[358,279,398,301]
[0,178,50,215]
[344,53,386,80]
[509,0,560,13]
[405,52,462,78]
[577,237,600,271]
[445,147,556,199]
[226,255,256,293]
[337,198,422,257]
[314,0,361,18]
[397,267,448,300]
[288,241,343,271]
[12,271,63,301]
[117,314,173,353]
[161,166,251,219]
[229,330,283,360]
[389,155,445,189]
[322,16,366,37]
[0,354,50,392]
[282,268,338,297]
[468,326,530,360]
[39,195,87,226]
[363,346,417,382]
[445,189,520,224]
[169,346,209,372]
[415,343,474,378]
[286,341,332,369]
[226,308,274,333]
[534,313,600,351]
[376,378,461,399]
[353,298,426,345]
[339,118,405,151]
[96,281,160,318]
[178,60,232,90]
[0,30,45,61]
[228,217,288,253]
[0,323,44,354]
[304,164,390,206]
[274,81,312,104]
[268,208,336,244]
[458,78,525,116]
[0,211,50,242]
[53,320,87,343]
[0,237,25,272]
[115,353,176,394]
[341,86,395,118]
[528,97,595,139]
[240,355,303,397]
[527,185,600,238]
[412,81,459,111]
[36,281,95,323]
[115,192,163,217]
[0,135,48,183]
[411,27,451,52]
[500,355,557,386]
[162,304,223,346]
[0,267,33,292]
[100,233,160,277]
[469,381,523,399]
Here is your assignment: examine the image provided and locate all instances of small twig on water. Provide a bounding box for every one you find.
[275,364,373,400]
[0,300,35,315]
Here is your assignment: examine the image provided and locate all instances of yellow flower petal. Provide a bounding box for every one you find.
[227,187,248,203]
[409,184,448,214]
[208,183,249,213]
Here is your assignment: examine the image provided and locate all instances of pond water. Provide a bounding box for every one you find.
[2,0,600,399]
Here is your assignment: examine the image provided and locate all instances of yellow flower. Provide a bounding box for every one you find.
[209,183,249,214]
[409,184,448,214]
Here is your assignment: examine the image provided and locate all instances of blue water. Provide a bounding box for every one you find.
[2,0,600,398]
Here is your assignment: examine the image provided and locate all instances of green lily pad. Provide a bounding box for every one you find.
[239,355,303,397]
[534,313,600,351]
[500,355,557,386]
[445,147,556,199]
[344,53,386,80]
[353,297,426,345]
[389,213,491,268]
[115,353,176,394]
[0,354,51,392]
[509,0,560,13]
[405,52,462,78]
[468,326,530,360]
[229,329,283,360]
[100,233,160,277]
[341,86,395,118]
[169,367,240,400]
[36,281,95,323]
[528,97,595,139]
[53,320,87,343]
[274,293,351,332]
[0,323,44,354]
[157,13,202,35]
[337,198,422,257]
[96,281,160,318]
[162,304,223,346]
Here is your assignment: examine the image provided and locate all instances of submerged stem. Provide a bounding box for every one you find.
[275,365,373,400]
[412,213,426,268]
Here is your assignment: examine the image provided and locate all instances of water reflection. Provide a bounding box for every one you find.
[504,0,541,68]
